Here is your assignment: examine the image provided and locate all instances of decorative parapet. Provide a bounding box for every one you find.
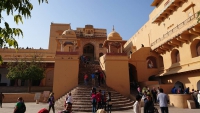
[151,12,199,50]
[56,51,78,55]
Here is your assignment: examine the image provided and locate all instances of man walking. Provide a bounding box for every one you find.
[157,88,169,113]
[0,92,4,108]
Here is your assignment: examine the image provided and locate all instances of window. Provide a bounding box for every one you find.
[99,43,103,48]
[190,39,200,58]
[146,56,157,68]
[197,41,200,56]
[171,49,180,64]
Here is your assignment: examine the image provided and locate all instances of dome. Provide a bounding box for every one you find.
[107,31,122,40]
[62,29,76,39]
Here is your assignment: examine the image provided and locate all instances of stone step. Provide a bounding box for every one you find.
[55,105,133,112]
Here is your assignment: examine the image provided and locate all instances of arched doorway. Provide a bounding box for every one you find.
[129,63,138,90]
[46,70,54,87]
[83,43,94,61]
[175,81,184,89]
[197,80,200,90]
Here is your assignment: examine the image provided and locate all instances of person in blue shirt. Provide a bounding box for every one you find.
[91,73,96,86]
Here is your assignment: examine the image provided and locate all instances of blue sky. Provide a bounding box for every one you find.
[2,0,154,49]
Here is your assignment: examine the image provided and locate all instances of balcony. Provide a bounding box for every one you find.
[151,11,200,52]
[152,0,186,24]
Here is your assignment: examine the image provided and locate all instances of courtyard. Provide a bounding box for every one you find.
[0,102,199,113]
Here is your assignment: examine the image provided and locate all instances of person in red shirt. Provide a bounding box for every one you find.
[84,73,88,85]
[96,90,102,110]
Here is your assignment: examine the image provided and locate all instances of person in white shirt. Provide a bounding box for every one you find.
[133,95,142,113]
[66,92,73,104]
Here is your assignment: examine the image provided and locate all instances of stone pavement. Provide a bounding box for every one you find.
[0,102,199,113]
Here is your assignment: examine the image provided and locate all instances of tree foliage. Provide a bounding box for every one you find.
[7,56,45,92]
[7,56,45,80]
[198,11,200,23]
[0,0,48,64]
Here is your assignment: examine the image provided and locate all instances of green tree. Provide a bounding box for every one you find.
[7,56,45,92]
[198,11,200,23]
[0,0,48,64]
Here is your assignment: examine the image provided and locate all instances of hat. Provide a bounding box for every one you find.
[38,108,49,113]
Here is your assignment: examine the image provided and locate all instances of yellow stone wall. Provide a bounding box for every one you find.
[103,54,130,97]
[53,54,79,99]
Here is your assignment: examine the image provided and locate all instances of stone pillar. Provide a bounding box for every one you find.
[53,54,79,100]
[104,54,130,97]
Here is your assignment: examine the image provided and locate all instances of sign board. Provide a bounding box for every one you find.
[43,91,50,98]
[34,93,41,100]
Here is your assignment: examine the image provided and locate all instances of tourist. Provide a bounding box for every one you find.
[101,92,107,111]
[48,92,55,113]
[14,97,26,113]
[171,87,177,94]
[184,87,189,94]
[107,92,112,113]
[142,92,147,102]
[38,108,49,113]
[198,91,200,109]
[100,72,104,85]
[151,87,157,104]
[157,88,169,113]
[84,73,88,85]
[0,92,4,108]
[177,86,184,94]
[144,95,154,113]
[65,92,73,111]
[157,87,160,94]
[137,85,141,95]
[91,92,97,113]
[133,95,142,113]
[91,73,96,86]
[193,90,199,108]
[96,90,102,110]
[96,69,101,87]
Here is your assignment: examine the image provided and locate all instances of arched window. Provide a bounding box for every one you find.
[171,49,180,64]
[159,56,164,67]
[146,56,157,68]
[99,43,103,48]
[196,41,200,56]
[190,39,200,58]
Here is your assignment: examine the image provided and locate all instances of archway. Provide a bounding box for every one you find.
[46,70,54,87]
[129,63,138,90]
[174,81,184,89]
[197,80,200,90]
[83,43,94,61]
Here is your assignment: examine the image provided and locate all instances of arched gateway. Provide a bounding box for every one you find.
[83,43,94,61]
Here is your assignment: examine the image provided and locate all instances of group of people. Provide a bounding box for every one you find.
[90,87,112,113]
[84,69,105,87]
[134,86,169,113]
[171,86,188,94]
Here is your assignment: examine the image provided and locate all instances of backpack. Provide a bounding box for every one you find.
[16,102,26,113]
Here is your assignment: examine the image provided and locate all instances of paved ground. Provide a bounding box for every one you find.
[0,102,199,113]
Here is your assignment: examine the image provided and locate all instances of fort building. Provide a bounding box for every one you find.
[0,0,200,108]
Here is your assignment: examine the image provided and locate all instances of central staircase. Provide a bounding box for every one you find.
[55,60,134,112]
